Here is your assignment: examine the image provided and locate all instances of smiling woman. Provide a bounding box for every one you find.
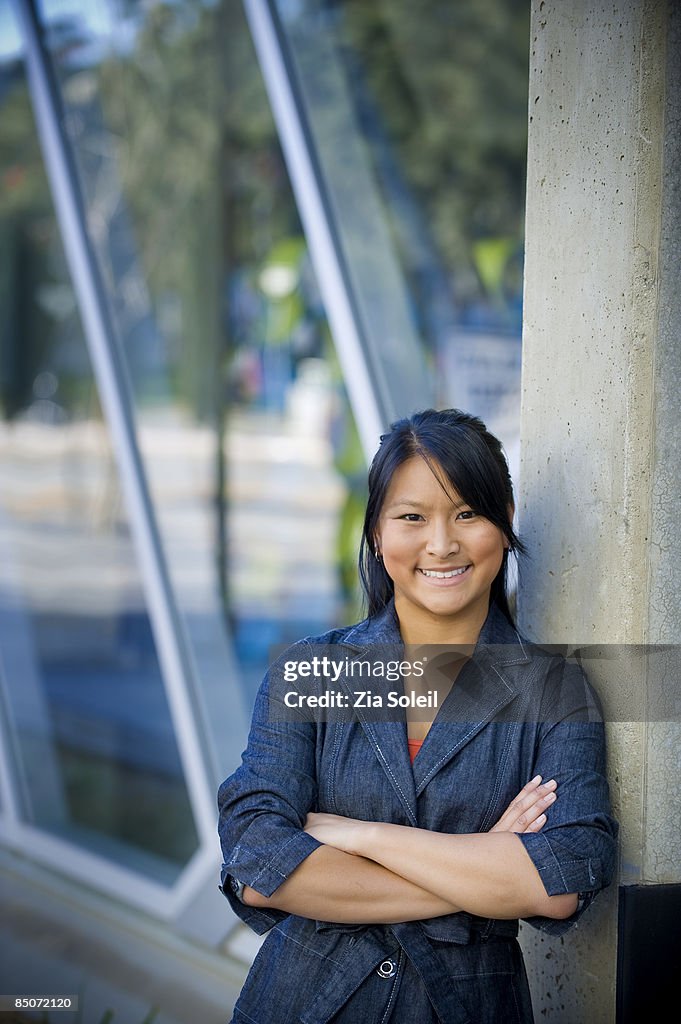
[358,410,524,629]
[217,408,618,1024]
[376,456,509,645]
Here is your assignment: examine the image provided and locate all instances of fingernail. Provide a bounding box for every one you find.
[545,792,556,803]
[543,778,557,789]
[531,774,542,784]
[537,813,546,823]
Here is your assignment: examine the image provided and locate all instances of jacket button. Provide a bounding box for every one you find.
[376,958,397,979]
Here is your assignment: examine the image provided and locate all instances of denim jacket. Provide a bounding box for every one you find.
[218,602,618,1023]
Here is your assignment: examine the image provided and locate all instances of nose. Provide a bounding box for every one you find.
[425,518,460,558]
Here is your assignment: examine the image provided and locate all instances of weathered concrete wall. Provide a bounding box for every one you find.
[518,1,680,1020]
[645,1,681,887]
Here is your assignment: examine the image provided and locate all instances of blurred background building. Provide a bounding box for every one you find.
[4,2,679,1023]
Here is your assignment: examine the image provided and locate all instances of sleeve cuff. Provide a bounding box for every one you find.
[518,831,601,896]
[518,831,607,935]
[218,876,287,935]
[220,829,322,934]
[224,828,322,898]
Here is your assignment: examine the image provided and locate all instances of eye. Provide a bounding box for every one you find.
[456,509,477,520]
[398,513,424,522]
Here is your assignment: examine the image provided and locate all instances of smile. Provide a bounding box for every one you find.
[418,566,470,578]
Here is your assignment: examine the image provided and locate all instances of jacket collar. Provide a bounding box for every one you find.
[337,601,530,819]
[341,597,529,665]
[341,600,403,647]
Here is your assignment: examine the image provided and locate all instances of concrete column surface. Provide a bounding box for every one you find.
[518,1,680,1021]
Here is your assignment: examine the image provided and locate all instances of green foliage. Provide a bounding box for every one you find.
[0,79,52,219]
[339,0,529,305]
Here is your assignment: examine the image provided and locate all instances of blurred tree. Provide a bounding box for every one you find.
[336,0,529,319]
[96,0,305,419]
[0,54,90,419]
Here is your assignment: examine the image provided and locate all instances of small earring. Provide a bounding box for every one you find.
[375,549,381,561]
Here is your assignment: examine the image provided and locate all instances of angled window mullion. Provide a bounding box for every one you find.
[244,0,397,460]
[13,0,218,877]
[0,663,23,831]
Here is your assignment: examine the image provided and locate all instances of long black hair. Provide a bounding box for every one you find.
[358,408,524,624]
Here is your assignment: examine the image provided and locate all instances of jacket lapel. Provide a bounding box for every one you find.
[338,605,418,825]
[336,603,530,816]
[412,606,530,795]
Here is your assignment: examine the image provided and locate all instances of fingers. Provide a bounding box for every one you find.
[490,775,558,833]
[517,776,556,806]
[508,777,554,814]
[515,778,557,829]
[523,812,547,834]
[517,774,554,803]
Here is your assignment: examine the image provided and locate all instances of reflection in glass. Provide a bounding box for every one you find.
[36,0,365,717]
[3,0,529,888]
[272,0,528,471]
[0,12,198,881]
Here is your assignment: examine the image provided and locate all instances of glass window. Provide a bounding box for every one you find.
[35,0,366,724]
[271,0,528,475]
[0,3,199,883]
[1,0,528,895]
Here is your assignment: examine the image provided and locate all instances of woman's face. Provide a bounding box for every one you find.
[375,455,508,643]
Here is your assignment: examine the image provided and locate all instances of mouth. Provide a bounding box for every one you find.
[418,565,471,580]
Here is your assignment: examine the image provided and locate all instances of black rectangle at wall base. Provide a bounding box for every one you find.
[616,883,681,1022]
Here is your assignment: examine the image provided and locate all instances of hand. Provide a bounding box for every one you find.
[490,775,557,834]
[304,812,371,856]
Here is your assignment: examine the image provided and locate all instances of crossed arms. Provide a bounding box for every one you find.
[242,776,579,924]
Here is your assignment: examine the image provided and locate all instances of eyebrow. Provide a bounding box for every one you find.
[384,497,466,511]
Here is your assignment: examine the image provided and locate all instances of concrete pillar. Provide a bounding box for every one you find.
[518,1,680,1021]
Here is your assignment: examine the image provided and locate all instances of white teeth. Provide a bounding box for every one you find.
[420,566,469,578]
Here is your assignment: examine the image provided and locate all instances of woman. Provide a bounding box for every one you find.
[218,408,618,1023]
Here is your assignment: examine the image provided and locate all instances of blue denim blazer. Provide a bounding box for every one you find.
[218,602,618,1023]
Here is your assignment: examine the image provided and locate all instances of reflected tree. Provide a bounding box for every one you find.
[338,0,529,321]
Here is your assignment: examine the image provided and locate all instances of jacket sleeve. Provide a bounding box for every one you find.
[217,643,323,934]
[517,656,619,935]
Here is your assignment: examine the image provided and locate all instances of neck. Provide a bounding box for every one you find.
[395,598,491,647]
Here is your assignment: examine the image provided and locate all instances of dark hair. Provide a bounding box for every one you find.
[358,408,524,624]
